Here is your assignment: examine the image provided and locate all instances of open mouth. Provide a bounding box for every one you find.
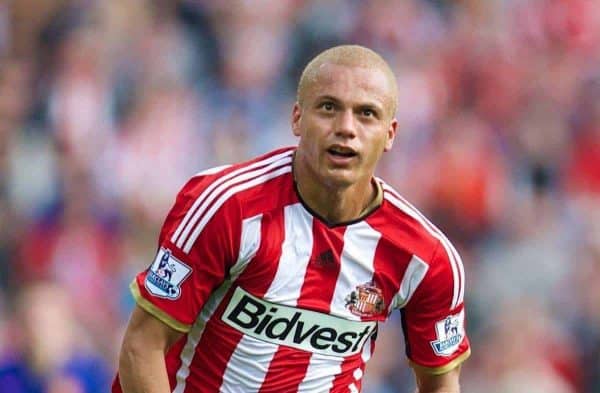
[327,146,358,158]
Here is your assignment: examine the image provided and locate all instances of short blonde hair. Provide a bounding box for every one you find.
[297,45,398,116]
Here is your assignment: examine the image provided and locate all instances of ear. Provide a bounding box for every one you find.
[291,102,302,137]
[384,118,398,152]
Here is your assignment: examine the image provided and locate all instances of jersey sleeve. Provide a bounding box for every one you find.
[130,173,242,333]
[401,241,471,374]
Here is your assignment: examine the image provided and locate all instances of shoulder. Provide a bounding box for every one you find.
[375,179,443,258]
[181,147,295,199]
[375,179,464,309]
[166,147,295,250]
[172,148,295,228]
[177,147,295,212]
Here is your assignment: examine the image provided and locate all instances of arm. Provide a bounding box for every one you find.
[413,365,461,393]
[118,305,183,393]
[117,171,242,392]
[398,241,470,393]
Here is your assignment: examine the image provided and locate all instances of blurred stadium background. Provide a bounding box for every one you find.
[0,0,599,392]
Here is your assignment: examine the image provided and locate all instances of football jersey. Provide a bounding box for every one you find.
[112,147,470,393]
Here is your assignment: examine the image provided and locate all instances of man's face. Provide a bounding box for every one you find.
[292,63,397,188]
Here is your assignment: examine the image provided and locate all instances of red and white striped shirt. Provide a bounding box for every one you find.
[113,147,470,393]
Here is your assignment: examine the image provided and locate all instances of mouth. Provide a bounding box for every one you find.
[326,145,358,159]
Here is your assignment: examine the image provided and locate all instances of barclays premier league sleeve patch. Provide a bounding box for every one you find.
[430,309,465,357]
[145,248,192,300]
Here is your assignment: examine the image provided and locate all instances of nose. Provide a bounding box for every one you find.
[334,109,357,139]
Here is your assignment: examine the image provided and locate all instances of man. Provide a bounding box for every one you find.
[114,45,470,393]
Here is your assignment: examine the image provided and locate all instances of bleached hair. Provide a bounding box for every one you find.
[297,45,398,115]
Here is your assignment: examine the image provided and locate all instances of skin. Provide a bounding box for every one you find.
[118,46,463,393]
[292,61,397,224]
[118,306,182,393]
[415,366,462,393]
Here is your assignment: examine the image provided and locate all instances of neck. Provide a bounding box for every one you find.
[293,155,380,225]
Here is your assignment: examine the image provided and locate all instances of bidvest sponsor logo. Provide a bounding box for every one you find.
[222,287,376,357]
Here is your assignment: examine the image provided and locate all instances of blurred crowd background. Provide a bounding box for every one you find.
[0,0,599,392]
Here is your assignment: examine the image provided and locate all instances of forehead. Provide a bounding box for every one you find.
[304,63,393,110]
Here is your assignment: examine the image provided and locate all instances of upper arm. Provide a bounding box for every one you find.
[121,304,183,353]
[413,364,461,393]
[400,240,471,376]
[117,305,183,393]
[130,174,243,332]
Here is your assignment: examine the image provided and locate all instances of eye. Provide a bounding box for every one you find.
[320,102,335,111]
[362,109,375,117]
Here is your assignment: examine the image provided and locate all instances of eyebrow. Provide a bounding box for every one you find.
[315,95,385,113]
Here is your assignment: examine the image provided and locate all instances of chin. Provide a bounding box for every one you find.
[320,170,357,189]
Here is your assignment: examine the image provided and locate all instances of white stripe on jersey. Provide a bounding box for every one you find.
[263,203,314,304]
[171,149,294,247]
[182,163,292,253]
[381,182,465,309]
[297,354,341,393]
[219,203,314,392]
[330,221,382,321]
[174,215,263,393]
[353,368,363,381]
[392,255,429,310]
[347,336,373,393]
[361,333,373,362]
[220,335,279,392]
[297,332,374,393]
[231,214,263,276]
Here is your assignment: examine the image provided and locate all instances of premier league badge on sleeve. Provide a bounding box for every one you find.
[430,309,465,356]
[145,248,192,299]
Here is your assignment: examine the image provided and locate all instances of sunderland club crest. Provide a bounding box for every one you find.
[345,282,385,317]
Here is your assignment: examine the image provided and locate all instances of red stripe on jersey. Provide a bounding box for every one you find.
[258,347,311,393]
[297,222,345,311]
[368,222,415,313]
[258,220,346,392]
[111,375,121,393]
[237,171,298,220]
[329,352,363,392]
[165,336,187,388]
[181,293,244,392]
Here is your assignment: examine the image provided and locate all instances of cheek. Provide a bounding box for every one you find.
[298,126,322,156]
[302,121,328,145]
[364,133,388,162]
